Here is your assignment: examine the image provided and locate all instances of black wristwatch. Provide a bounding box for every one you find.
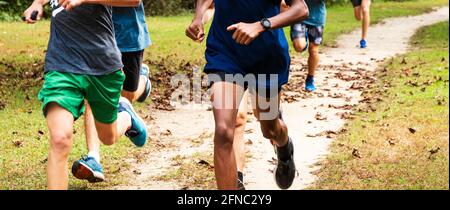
[260,18,272,31]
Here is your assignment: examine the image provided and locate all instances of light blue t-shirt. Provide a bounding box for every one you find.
[286,0,327,26]
[112,2,151,52]
[303,0,327,27]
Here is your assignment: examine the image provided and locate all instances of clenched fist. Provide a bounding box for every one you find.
[23,2,44,24]
[186,19,206,43]
[227,22,265,45]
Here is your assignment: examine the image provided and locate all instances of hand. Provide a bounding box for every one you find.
[227,22,265,45]
[23,2,44,24]
[59,0,85,11]
[186,18,205,43]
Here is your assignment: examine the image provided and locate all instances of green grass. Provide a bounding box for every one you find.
[0,0,448,190]
[0,92,142,189]
[1,0,447,67]
[311,21,449,190]
[322,0,449,47]
[155,152,216,190]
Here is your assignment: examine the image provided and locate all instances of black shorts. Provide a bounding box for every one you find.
[351,0,362,7]
[290,23,324,45]
[207,71,282,98]
[121,50,144,92]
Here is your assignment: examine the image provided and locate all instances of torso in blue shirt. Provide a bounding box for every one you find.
[205,0,290,89]
[112,2,151,52]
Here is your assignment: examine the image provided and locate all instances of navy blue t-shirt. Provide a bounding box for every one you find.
[204,0,291,89]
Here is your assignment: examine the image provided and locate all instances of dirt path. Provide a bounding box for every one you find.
[114,7,449,190]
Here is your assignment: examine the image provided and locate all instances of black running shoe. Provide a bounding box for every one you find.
[274,138,296,189]
[237,171,246,190]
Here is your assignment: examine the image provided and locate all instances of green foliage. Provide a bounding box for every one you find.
[0,0,426,20]
[0,0,53,21]
[143,0,194,16]
[0,0,26,21]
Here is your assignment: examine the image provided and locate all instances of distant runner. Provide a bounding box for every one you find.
[352,0,372,48]
[283,0,327,92]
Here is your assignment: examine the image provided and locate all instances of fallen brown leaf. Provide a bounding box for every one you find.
[315,112,327,121]
[198,159,214,169]
[12,140,23,147]
[352,148,362,158]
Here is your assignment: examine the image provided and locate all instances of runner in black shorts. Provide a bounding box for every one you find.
[186,0,309,190]
[121,50,149,98]
[352,0,372,48]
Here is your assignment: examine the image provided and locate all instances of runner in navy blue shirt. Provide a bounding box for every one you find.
[186,0,309,190]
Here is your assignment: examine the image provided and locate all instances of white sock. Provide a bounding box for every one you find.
[88,151,101,164]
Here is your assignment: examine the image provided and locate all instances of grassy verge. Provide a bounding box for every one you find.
[322,0,449,47]
[155,152,216,190]
[311,21,449,190]
[0,0,447,189]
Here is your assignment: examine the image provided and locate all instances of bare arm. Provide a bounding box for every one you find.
[202,8,215,25]
[267,0,309,30]
[59,0,141,11]
[192,0,214,24]
[185,0,214,42]
[227,0,309,45]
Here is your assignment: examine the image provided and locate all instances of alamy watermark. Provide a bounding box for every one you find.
[169,67,281,121]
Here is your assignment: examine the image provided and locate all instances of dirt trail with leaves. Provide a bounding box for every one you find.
[115,7,449,190]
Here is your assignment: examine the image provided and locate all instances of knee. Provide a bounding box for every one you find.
[354,10,362,21]
[293,40,306,53]
[293,42,303,53]
[215,123,235,149]
[50,131,73,155]
[362,7,370,16]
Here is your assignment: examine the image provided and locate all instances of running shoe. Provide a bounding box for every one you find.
[237,171,246,190]
[360,39,367,49]
[71,156,105,183]
[119,97,148,147]
[274,138,296,190]
[305,75,316,92]
[137,64,152,103]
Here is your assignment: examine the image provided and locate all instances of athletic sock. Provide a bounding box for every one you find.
[88,151,101,164]
[276,138,292,162]
[306,75,314,82]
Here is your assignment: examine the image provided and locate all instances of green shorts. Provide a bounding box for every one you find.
[38,70,125,124]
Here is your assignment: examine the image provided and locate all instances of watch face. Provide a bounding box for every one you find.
[262,19,271,29]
